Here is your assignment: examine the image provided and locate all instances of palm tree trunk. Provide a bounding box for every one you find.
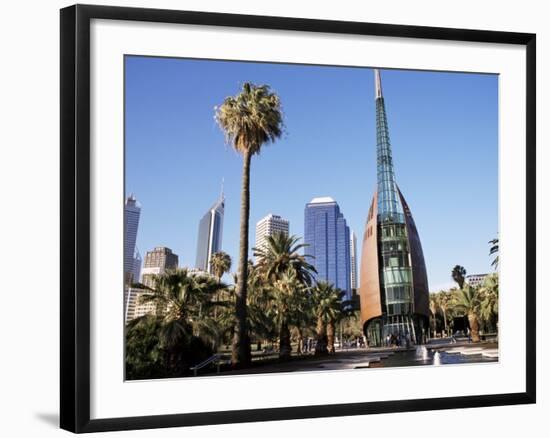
[232,150,252,367]
[279,320,291,360]
[296,328,303,355]
[327,320,335,354]
[468,312,480,342]
[315,317,328,356]
[443,311,448,337]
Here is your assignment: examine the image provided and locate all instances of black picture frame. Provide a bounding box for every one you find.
[60,4,536,433]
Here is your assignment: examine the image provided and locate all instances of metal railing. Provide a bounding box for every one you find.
[190,353,226,376]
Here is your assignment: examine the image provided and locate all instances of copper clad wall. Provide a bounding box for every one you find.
[359,191,382,324]
[398,188,430,319]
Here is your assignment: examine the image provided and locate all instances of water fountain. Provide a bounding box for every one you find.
[415,345,429,361]
[433,351,441,366]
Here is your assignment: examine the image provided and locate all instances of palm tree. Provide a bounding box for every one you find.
[209,251,232,317]
[435,291,451,337]
[246,262,277,350]
[210,251,232,282]
[429,294,439,338]
[140,269,228,347]
[451,265,467,289]
[479,274,499,333]
[130,270,228,376]
[452,285,482,342]
[215,82,284,367]
[253,232,317,286]
[311,282,343,355]
[272,269,305,359]
[489,237,499,269]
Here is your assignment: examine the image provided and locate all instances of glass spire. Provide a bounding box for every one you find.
[374,69,404,224]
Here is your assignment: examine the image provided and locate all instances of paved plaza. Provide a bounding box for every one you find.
[212,341,499,377]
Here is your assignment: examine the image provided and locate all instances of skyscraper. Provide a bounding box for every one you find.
[255,214,290,255]
[359,69,430,346]
[141,246,179,288]
[304,197,351,299]
[124,194,141,284]
[350,231,358,290]
[195,193,225,274]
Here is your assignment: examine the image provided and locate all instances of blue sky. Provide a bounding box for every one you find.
[125,56,498,291]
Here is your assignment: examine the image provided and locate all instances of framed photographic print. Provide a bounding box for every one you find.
[60,4,536,433]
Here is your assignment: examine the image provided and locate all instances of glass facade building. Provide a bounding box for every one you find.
[124,194,141,284]
[195,195,225,274]
[359,70,430,346]
[304,197,351,300]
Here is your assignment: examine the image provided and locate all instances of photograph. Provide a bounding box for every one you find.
[123,56,499,380]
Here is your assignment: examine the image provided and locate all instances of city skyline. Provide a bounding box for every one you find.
[125,57,498,290]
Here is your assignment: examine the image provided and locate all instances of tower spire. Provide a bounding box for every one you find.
[374,68,383,99]
[220,177,225,201]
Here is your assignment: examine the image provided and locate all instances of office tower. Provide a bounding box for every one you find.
[124,194,141,284]
[350,231,358,290]
[195,193,225,274]
[359,69,430,346]
[255,214,290,255]
[304,197,351,299]
[141,246,179,288]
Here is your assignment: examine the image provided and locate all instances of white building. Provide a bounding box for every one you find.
[124,287,158,323]
[255,214,290,255]
[350,230,358,290]
[465,273,489,288]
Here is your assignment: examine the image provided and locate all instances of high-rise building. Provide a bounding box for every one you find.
[350,231,358,290]
[359,69,430,346]
[304,197,351,299]
[255,214,290,255]
[141,246,179,288]
[195,193,225,274]
[124,194,141,284]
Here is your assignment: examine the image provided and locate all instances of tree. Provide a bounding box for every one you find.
[435,291,452,337]
[140,269,228,367]
[254,232,317,285]
[215,83,284,367]
[125,315,165,380]
[452,285,482,342]
[209,251,232,318]
[311,282,344,355]
[479,273,499,332]
[451,265,467,289]
[429,294,439,338]
[254,232,317,359]
[210,251,232,282]
[272,269,305,359]
[489,238,499,270]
